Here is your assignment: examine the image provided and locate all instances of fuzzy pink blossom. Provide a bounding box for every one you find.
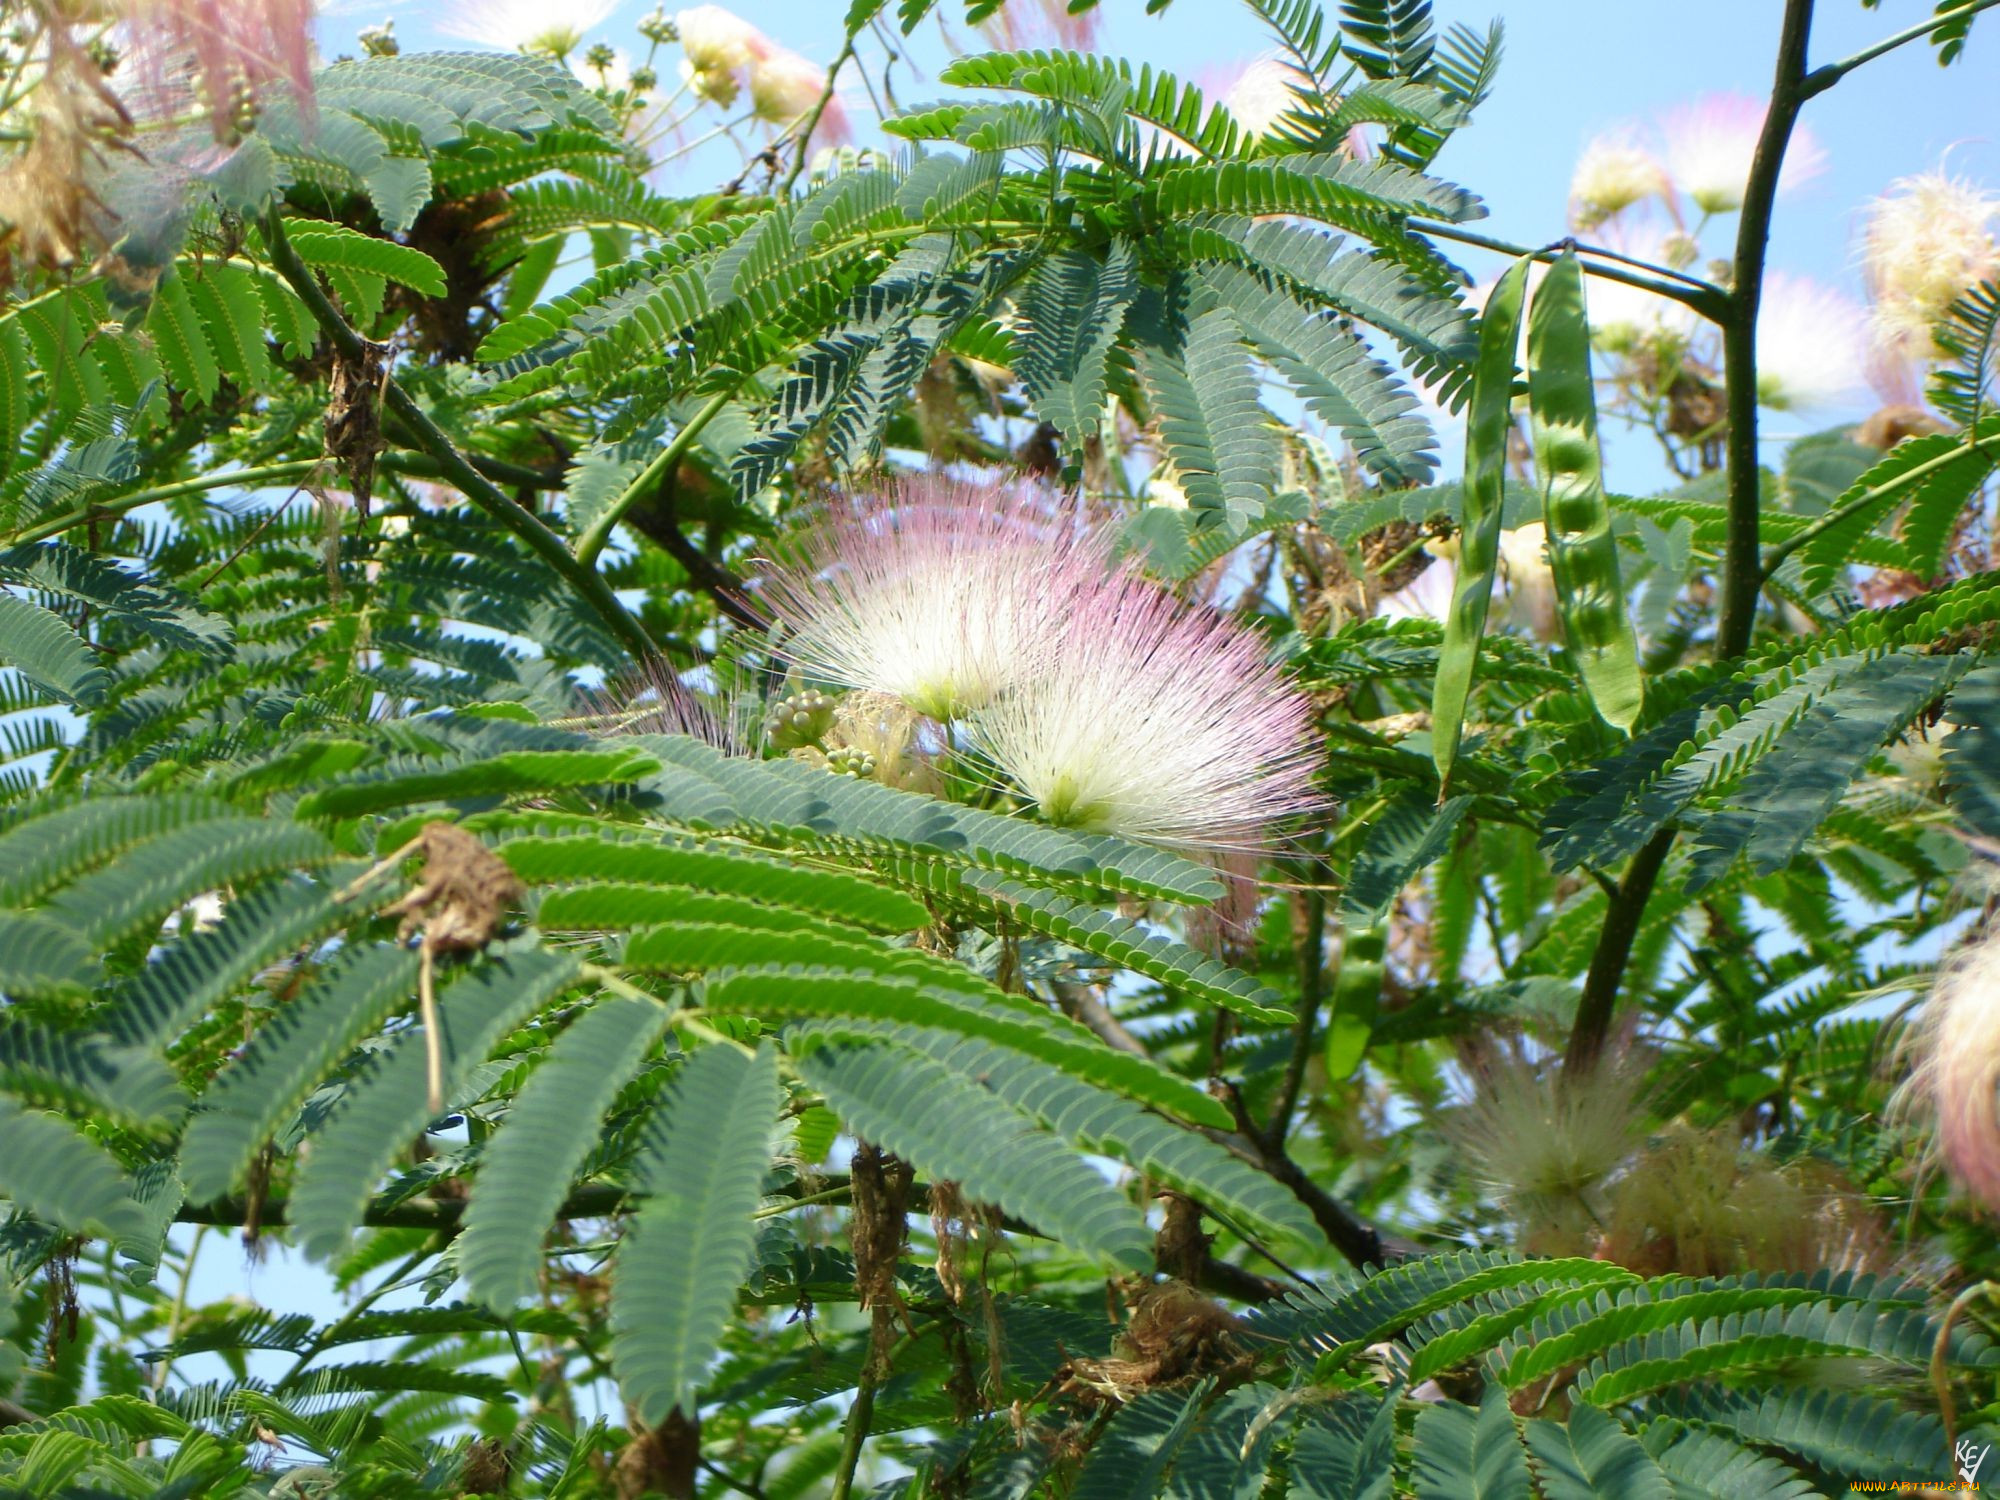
[755,480,1109,722]
[1909,928,2000,1213]
[126,0,317,137]
[749,47,850,148]
[1755,272,1870,412]
[962,568,1321,850]
[978,0,1099,51]
[1658,93,1825,216]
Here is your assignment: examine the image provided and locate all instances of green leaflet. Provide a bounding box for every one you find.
[1289,1393,1398,1500]
[1411,1389,1532,1500]
[1522,1406,1671,1500]
[1135,306,1281,525]
[1340,793,1473,923]
[1639,1421,1819,1500]
[178,944,425,1202]
[501,834,929,932]
[293,747,660,819]
[611,1042,781,1424]
[796,1042,1155,1271]
[0,794,235,907]
[39,818,336,950]
[287,944,580,1259]
[1016,242,1137,449]
[1071,1385,1212,1500]
[0,910,99,997]
[1433,254,1530,792]
[282,222,449,298]
[784,1019,1321,1246]
[0,590,108,707]
[956,870,1292,1023]
[463,996,668,1310]
[702,967,1231,1129]
[0,1096,145,1240]
[1526,249,1643,733]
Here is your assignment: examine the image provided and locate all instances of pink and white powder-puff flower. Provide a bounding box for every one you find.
[749,47,850,147]
[1222,56,1309,141]
[1902,925,2000,1214]
[124,0,317,135]
[441,0,614,55]
[1862,168,2000,363]
[675,4,769,106]
[1568,134,1669,229]
[1754,272,1870,412]
[755,480,1108,723]
[962,569,1321,849]
[1657,93,1825,216]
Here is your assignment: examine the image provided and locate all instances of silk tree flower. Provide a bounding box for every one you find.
[748,47,850,147]
[962,570,1320,849]
[1862,169,2000,362]
[441,0,614,55]
[1221,56,1308,140]
[676,4,770,106]
[978,0,1099,50]
[1658,93,1825,215]
[1903,926,2000,1213]
[1568,135,1669,229]
[1754,273,1869,412]
[755,481,1109,722]
[1442,1045,1646,1257]
[124,0,316,135]
[1584,220,1698,353]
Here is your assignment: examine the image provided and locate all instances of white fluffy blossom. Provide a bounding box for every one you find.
[1754,272,1869,412]
[1569,136,1668,228]
[1862,169,2000,362]
[1223,57,1307,140]
[963,571,1319,849]
[756,482,1106,722]
[676,4,768,105]
[441,0,614,54]
[1658,93,1825,216]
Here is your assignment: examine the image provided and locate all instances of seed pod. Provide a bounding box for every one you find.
[1433,255,1532,794]
[1526,248,1644,733]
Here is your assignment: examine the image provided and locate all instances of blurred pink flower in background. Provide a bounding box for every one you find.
[1754,272,1870,412]
[676,4,770,105]
[1220,56,1308,140]
[977,0,1099,52]
[1862,168,2000,364]
[749,47,850,148]
[1568,135,1670,230]
[1658,93,1825,216]
[127,0,317,136]
[1904,927,2000,1214]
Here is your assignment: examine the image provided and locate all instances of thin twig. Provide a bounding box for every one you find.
[1800,0,2000,96]
[778,39,856,197]
[260,207,657,663]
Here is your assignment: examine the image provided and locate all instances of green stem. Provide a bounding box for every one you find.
[778,40,856,197]
[260,207,657,664]
[1760,429,2000,576]
[827,1361,880,1500]
[273,1246,432,1396]
[1716,0,1815,660]
[1800,0,2000,96]
[573,389,735,567]
[1406,219,1732,322]
[1563,0,1816,1075]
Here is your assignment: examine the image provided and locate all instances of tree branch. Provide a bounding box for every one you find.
[1799,0,2000,97]
[261,206,658,664]
[1565,0,1816,1074]
[1406,219,1732,324]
